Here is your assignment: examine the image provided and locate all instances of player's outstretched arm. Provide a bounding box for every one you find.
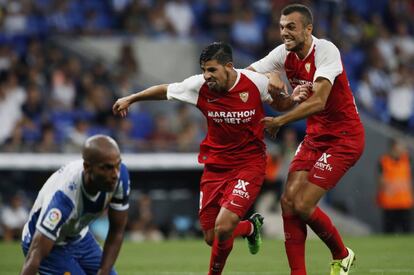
[20,231,54,275]
[97,208,128,275]
[113,84,169,117]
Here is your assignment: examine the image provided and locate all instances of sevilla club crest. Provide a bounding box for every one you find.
[239,92,249,102]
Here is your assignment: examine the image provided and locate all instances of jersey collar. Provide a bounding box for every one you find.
[295,35,316,60]
[228,69,241,92]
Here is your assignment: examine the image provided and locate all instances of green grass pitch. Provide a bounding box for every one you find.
[2,235,413,274]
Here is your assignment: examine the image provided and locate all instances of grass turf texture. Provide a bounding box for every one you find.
[1,235,413,274]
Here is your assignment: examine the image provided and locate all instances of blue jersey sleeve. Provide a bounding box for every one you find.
[110,163,130,211]
[37,190,74,241]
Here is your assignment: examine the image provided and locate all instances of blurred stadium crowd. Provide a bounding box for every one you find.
[0,0,414,154]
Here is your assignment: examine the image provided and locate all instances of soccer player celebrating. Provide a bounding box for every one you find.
[248,4,364,275]
[113,42,307,275]
[20,135,130,275]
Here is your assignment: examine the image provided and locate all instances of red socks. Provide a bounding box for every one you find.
[208,220,252,275]
[208,237,234,275]
[232,220,253,238]
[307,207,348,259]
[283,214,307,275]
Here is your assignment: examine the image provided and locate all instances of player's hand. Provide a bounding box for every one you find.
[112,96,131,118]
[266,71,288,98]
[261,116,282,139]
[292,83,311,103]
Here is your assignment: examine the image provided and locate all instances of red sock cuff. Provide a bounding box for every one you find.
[233,220,252,238]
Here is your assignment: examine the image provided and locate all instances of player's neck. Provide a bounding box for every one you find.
[82,172,99,196]
[296,37,313,60]
[225,69,238,91]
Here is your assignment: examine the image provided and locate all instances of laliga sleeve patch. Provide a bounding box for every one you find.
[42,208,62,231]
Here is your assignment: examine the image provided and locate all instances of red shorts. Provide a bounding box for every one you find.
[199,163,265,231]
[289,134,364,190]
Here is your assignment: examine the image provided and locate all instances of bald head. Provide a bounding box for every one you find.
[82,135,120,163]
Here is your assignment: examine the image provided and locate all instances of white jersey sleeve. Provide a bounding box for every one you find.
[166,74,205,105]
[239,69,272,103]
[314,40,343,84]
[36,183,76,241]
[250,44,287,73]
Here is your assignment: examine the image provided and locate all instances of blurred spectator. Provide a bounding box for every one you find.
[387,63,414,131]
[64,119,90,152]
[164,0,194,38]
[0,73,26,145]
[176,121,201,152]
[115,118,140,152]
[51,68,76,111]
[36,123,60,152]
[0,45,17,72]
[128,194,164,242]
[148,113,177,151]
[376,138,413,234]
[115,43,140,88]
[1,192,29,241]
[231,9,263,57]
[3,1,28,34]
[22,84,45,121]
[146,0,174,38]
[200,0,232,42]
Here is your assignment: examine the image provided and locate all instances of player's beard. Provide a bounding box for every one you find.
[284,33,306,53]
[286,39,305,52]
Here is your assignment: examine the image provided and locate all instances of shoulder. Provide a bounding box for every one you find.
[314,38,340,58]
[167,74,205,98]
[117,162,131,195]
[239,69,268,83]
[270,44,289,56]
[119,163,130,184]
[239,69,269,91]
[178,74,205,88]
[44,160,83,195]
[265,44,289,64]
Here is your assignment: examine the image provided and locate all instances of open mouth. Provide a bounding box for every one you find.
[284,38,295,44]
[207,81,216,88]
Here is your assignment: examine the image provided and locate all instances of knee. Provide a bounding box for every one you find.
[214,220,237,240]
[292,199,312,217]
[281,193,294,210]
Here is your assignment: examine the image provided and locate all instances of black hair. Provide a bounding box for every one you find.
[281,4,313,26]
[199,42,233,66]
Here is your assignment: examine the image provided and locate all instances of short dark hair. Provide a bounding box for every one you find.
[281,4,313,26]
[199,42,233,66]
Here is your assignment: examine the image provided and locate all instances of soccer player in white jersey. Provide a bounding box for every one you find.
[113,42,308,275]
[20,135,130,275]
[248,4,364,275]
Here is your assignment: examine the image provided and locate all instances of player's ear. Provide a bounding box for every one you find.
[225,62,233,71]
[83,161,91,172]
[306,23,313,34]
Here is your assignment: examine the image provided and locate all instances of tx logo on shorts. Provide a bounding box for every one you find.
[233,179,250,199]
[314,153,333,171]
[235,179,249,191]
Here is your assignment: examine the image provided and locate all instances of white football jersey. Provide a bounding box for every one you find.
[22,160,130,245]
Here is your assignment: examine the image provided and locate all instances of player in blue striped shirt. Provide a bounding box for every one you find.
[20,135,130,275]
